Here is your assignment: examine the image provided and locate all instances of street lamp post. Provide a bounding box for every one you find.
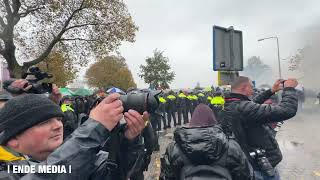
[258,36,282,80]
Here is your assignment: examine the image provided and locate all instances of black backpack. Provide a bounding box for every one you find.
[180,164,232,180]
[179,151,232,180]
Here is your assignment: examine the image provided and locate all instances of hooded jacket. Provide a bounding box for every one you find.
[0,119,140,180]
[221,88,298,169]
[159,126,253,180]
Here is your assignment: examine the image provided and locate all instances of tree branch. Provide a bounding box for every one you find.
[59,38,97,42]
[12,0,21,15]
[11,0,22,25]
[19,6,44,17]
[3,0,12,16]
[23,0,87,67]
[65,22,115,31]
[0,40,4,55]
[0,16,6,28]
[65,23,99,31]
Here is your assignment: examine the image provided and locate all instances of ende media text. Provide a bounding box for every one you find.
[8,165,71,174]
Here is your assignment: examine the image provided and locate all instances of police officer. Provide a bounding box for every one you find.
[158,95,167,130]
[191,93,199,115]
[166,91,177,127]
[210,92,225,122]
[186,92,193,119]
[206,93,213,106]
[60,96,78,139]
[197,92,206,104]
[177,90,188,125]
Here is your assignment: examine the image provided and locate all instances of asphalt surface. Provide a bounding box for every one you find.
[277,106,320,180]
[144,103,320,180]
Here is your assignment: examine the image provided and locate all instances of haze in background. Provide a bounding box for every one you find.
[290,23,320,90]
[119,0,320,89]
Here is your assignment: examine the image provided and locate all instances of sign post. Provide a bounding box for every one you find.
[213,26,243,85]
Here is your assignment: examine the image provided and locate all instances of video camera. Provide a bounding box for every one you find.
[4,67,53,94]
[250,148,275,177]
[22,67,53,94]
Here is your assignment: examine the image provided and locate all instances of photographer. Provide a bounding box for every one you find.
[3,78,62,103]
[220,76,298,180]
[0,92,147,180]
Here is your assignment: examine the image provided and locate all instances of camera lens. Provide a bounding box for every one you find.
[119,91,161,114]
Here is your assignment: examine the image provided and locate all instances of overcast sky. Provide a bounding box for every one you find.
[119,0,320,89]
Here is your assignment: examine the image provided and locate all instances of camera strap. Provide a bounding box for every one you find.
[105,124,122,176]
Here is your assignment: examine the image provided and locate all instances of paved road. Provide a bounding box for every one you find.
[144,105,320,180]
[277,107,320,180]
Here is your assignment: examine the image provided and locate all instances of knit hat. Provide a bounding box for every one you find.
[0,94,64,144]
[190,103,217,127]
[0,91,12,101]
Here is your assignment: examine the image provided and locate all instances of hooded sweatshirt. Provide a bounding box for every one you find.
[160,104,253,180]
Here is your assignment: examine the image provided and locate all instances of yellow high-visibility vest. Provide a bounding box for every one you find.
[192,95,198,100]
[61,104,74,112]
[159,97,167,103]
[178,93,187,98]
[211,96,225,105]
[167,95,176,100]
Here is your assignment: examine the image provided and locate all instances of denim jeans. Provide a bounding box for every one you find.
[254,168,280,180]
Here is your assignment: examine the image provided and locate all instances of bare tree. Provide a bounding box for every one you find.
[0,0,138,77]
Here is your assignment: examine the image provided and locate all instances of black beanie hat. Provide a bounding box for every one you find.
[0,91,12,101]
[0,94,64,144]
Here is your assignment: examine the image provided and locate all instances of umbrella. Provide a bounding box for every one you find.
[106,87,125,94]
[73,88,93,96]
[59,88,75,96]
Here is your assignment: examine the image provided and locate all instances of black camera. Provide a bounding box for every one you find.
[119,91,161,114]
[22,67,53,94]
[280,79,287,88]
[250,149,275,177]
[4,67,53,94]
[93,90,161,115]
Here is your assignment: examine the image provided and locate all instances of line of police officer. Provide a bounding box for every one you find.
[155,90,226,130]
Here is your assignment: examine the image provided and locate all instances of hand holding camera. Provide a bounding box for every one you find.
[89,91,159,140]
[8,79,32,95]
[124,111,149,140]
[89,93,124,131]
[4,67,53,95]
[272,78,299,93]
[271,79,283,93]
[283,78,298,88]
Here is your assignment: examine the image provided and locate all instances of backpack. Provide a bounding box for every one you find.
[180,164,232,180]
[179,149,232,180]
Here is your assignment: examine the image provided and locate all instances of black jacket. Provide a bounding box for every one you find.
[0,119,140,180]
[176,96,187,109]
[221,88,298,169]
[62,110,79,139]
[166,97,177,113]
[159,126,253,180]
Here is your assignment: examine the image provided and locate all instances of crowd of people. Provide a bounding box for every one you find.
[0,75,304,180]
